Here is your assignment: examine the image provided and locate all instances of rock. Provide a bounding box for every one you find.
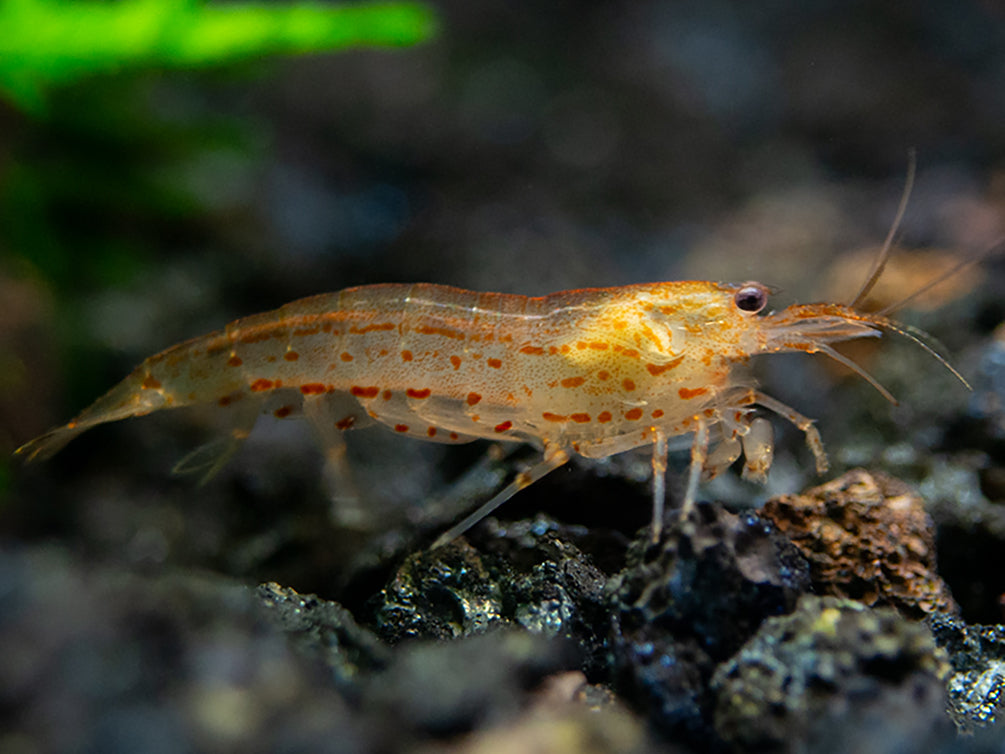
[374,516,610,669]
[469,516,612,670]
[712,595,952,753]
[929,611,1005,731]
[375,538,509,642]
[608,624,713,742]
[256,581,390,689]
[761,469,958,617]
[607,501,811,741]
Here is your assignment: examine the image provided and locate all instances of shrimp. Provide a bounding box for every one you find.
[14,157,983,543]
[13,256,972,545]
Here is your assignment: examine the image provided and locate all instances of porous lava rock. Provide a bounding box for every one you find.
[608,501,811,742]
[761,469,958,617]
[712,595,952,752]
[929,611,1005,732]
[374,516,610,669]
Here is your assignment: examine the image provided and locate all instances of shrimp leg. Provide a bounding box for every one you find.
[741,389,828,474]
[172,399,261,484]
[301,396,366,528]
[680,415,709,522]
[650,429,669,542]
[431,441,570,548]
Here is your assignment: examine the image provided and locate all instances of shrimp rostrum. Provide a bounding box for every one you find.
[15,268,964,543]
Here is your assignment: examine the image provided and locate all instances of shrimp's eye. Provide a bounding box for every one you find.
[734,284,768,314]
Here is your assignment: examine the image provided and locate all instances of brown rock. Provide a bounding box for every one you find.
[761,469,958,618]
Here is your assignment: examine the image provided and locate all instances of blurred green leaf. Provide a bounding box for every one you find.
[0,0,438,112]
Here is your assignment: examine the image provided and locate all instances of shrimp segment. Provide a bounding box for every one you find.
[14,273,962,542]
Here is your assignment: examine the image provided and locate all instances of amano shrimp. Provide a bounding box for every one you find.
[14,238,972,544]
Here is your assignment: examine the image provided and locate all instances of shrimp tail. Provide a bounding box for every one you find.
[14,368,168,463]
[13,424,88,464]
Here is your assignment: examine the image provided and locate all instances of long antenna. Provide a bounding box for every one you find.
[877,235,1005,317]
[849,150,917,309]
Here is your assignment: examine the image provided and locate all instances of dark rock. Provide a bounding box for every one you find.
[712,595,952,753]
[762,469,959,618]
[375,538,510,642]
[256,581,390,691]
[374,515,610,670]
[609,625,714,742]
[929,611,1005,731]
[469,516,612,668]
[607,501,811,741]
[610,501,812,658]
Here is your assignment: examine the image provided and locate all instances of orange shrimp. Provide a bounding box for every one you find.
[13,260,970,545]
[14,160,984,543]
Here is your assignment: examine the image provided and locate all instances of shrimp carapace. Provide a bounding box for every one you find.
[14,273,964,543]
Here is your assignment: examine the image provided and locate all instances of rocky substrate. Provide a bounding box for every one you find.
[5,469,1005,753]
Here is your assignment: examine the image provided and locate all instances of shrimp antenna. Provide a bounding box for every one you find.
[878,319,972,390]
[811,315,970,404]
[869,234,1005,391]
[849,149,916,309]
[877,234,1005,317]
[813,342,898,405]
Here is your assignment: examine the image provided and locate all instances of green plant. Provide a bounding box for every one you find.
[0,0,438,113]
